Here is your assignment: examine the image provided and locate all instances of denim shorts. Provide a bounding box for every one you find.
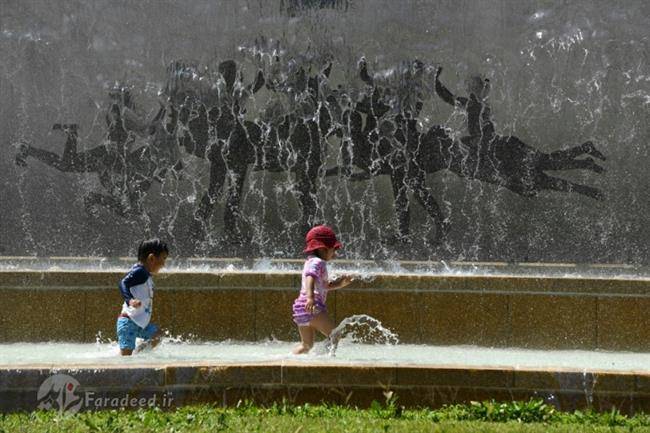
[116,317,159,350]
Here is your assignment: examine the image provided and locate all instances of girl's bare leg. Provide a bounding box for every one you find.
[293,325,315,354]
[294,314,339,354]
[309,313,340,352]
[310,312,337,336]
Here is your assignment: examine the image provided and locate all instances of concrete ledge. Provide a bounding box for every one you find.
[1,270,648,294]
[1,362,648,414]
[1,271,649,350]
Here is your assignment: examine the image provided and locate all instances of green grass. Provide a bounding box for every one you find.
[3,399,650,433]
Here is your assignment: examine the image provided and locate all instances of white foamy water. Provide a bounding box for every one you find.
[0,257,648,279]
[1,340,650,372]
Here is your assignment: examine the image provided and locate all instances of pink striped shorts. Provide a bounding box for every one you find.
[292,295,327,326]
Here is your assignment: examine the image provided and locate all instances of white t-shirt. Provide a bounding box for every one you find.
[119,264,154,328]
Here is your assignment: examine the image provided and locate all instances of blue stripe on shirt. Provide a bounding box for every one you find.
[119,264,150,304]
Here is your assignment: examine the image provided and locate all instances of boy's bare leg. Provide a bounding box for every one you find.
[293,326,315,354]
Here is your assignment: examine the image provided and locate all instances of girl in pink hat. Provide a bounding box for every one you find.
[292,225,354,354]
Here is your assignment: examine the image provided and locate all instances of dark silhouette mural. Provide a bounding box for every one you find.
[281,0,350,16]
[14,53,607,252]
[15,86,183,218]
[3,0,647,262]
[165,60,265,243]
[433,67,606,199]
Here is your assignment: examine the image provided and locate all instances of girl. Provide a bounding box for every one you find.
[292,225,354,354]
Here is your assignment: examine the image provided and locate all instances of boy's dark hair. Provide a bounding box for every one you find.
[137,238,169,262]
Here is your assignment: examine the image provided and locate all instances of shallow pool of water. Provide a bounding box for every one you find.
[1,339,649,372]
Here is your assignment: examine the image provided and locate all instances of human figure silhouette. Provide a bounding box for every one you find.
[332,58,448,243]
[435,67,495,150]
[330,60,606,246]
[263,60,338,234]
[434,66,606,196]
[167,60,265,243]
[281,0,349,16]
[14,86,181,217]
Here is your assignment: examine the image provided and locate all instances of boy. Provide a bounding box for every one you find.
[116,238,168,356]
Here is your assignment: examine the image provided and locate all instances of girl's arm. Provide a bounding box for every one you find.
[327,275,354,291]
[304,276,316,312]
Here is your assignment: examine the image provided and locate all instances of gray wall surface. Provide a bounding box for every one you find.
[1,0,648,262]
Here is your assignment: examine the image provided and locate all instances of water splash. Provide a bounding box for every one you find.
[94,331,109,346]
[323,314,399,356]
[351,272,376,283]
[161,330,198,345]
[583,370,596,407]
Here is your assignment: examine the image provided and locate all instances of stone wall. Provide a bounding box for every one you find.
[1,271,649,351]
[1,362,648,413]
